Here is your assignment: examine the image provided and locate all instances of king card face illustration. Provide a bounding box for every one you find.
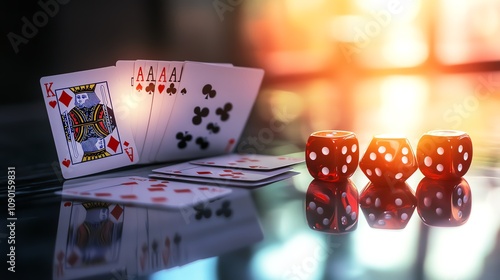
[41,67,138,179]
[59,82,120,162]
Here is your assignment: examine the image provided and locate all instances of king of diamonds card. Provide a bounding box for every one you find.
[41,67,138,178]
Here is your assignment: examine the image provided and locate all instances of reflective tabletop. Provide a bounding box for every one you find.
[2,158,499,280]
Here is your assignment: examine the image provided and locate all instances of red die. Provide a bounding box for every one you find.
[359,181,417,229]
[359,134,418,185]
[417,130,473,179]
[305,130,359,182]
[416,177,472,227]
[305,179,359,234]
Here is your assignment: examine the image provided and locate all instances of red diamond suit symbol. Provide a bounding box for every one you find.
[58,90,73,107]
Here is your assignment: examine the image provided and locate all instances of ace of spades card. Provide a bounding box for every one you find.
[41,67,138,179]
[132,60,158,164]
[53,200,134,279]
[156,62,264,162]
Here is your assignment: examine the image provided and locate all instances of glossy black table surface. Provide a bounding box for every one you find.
[2,159,500,280]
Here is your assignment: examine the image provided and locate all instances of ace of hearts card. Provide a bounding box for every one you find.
[41,66,138,179]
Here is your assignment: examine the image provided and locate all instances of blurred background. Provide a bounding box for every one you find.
[2,0,500,167]
[2,1,500,279]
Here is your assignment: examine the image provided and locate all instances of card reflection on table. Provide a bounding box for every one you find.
[53,188,263,279]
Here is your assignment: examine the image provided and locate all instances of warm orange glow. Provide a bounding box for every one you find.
[242,0,434,72]
[381,26,428,67]
[437,0,500,64]
[240,0,500,157]
[379,76,428,135]
[241,0,336,75]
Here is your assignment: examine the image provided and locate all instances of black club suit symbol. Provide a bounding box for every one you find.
[202,84,217,99]
[192,106,209,125]
[194,205,212,220]
[146,83,155,94]
[206,122,220,134]
[216,200,232,218]
[196,137,209,150]
[216,103,233,121]
[166,83,177,95]
[176,131,192,149]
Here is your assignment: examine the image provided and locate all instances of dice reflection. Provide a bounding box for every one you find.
[305,179,359,234]
[416,177,472,227]
[359,181,417,229]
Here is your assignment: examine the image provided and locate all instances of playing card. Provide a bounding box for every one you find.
[60,177,149,197]
[190,153,304,170]
[115,60,141,144]
[133,60,159,164]
[59,176,232,209]
[149,170,300,188]
[153,62,236,163]
[40,66,138,179]
[155,62,264,162]
[150,61,184,163]
[141,60,171,164]
[53,200,134,279]
[152,162,292,182]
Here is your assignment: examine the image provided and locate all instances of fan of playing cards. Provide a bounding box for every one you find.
[40,61,265,179]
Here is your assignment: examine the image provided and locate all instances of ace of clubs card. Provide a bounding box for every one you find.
[41,66,138,178]
[156,62,264,162]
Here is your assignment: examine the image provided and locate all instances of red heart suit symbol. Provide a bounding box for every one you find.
[49,101,57,108]
[62,159,71,167]
[158,84,165,93]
